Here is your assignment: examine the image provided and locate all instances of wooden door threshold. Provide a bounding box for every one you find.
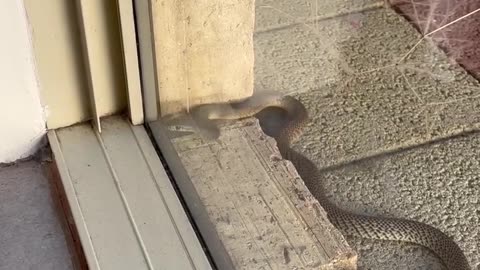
[148,118,357,269]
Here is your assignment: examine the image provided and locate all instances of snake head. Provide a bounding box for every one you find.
[160,106,222,141]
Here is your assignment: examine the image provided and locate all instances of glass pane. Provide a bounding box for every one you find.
[153,1,479,269]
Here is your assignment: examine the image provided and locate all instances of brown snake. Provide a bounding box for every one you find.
[165,92,470,270]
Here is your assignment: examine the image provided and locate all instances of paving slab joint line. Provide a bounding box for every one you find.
[316,127,480,173]
[255,2,385,34]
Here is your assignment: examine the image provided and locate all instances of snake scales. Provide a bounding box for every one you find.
[166,92,470,270]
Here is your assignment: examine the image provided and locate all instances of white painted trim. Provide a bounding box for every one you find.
[133,0,159,122]
[0,0,46,163]
[116,0,144,125]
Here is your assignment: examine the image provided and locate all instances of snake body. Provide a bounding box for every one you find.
[177,93,470,270]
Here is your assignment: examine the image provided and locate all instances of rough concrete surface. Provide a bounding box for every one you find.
[296,133,480,269]
[254,2,480,270]
[0,161,73,270]
[255,0,383,31]
[255,7,480,165]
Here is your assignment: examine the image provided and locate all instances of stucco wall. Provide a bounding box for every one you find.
[0,0,45,163]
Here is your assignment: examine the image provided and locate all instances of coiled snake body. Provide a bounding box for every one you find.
[172,93,470,270]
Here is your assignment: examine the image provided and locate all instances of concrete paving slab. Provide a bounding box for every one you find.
[298,131,479,269]
[255,3,480,270]
[0,161,73,270]
[255,6,480,166]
